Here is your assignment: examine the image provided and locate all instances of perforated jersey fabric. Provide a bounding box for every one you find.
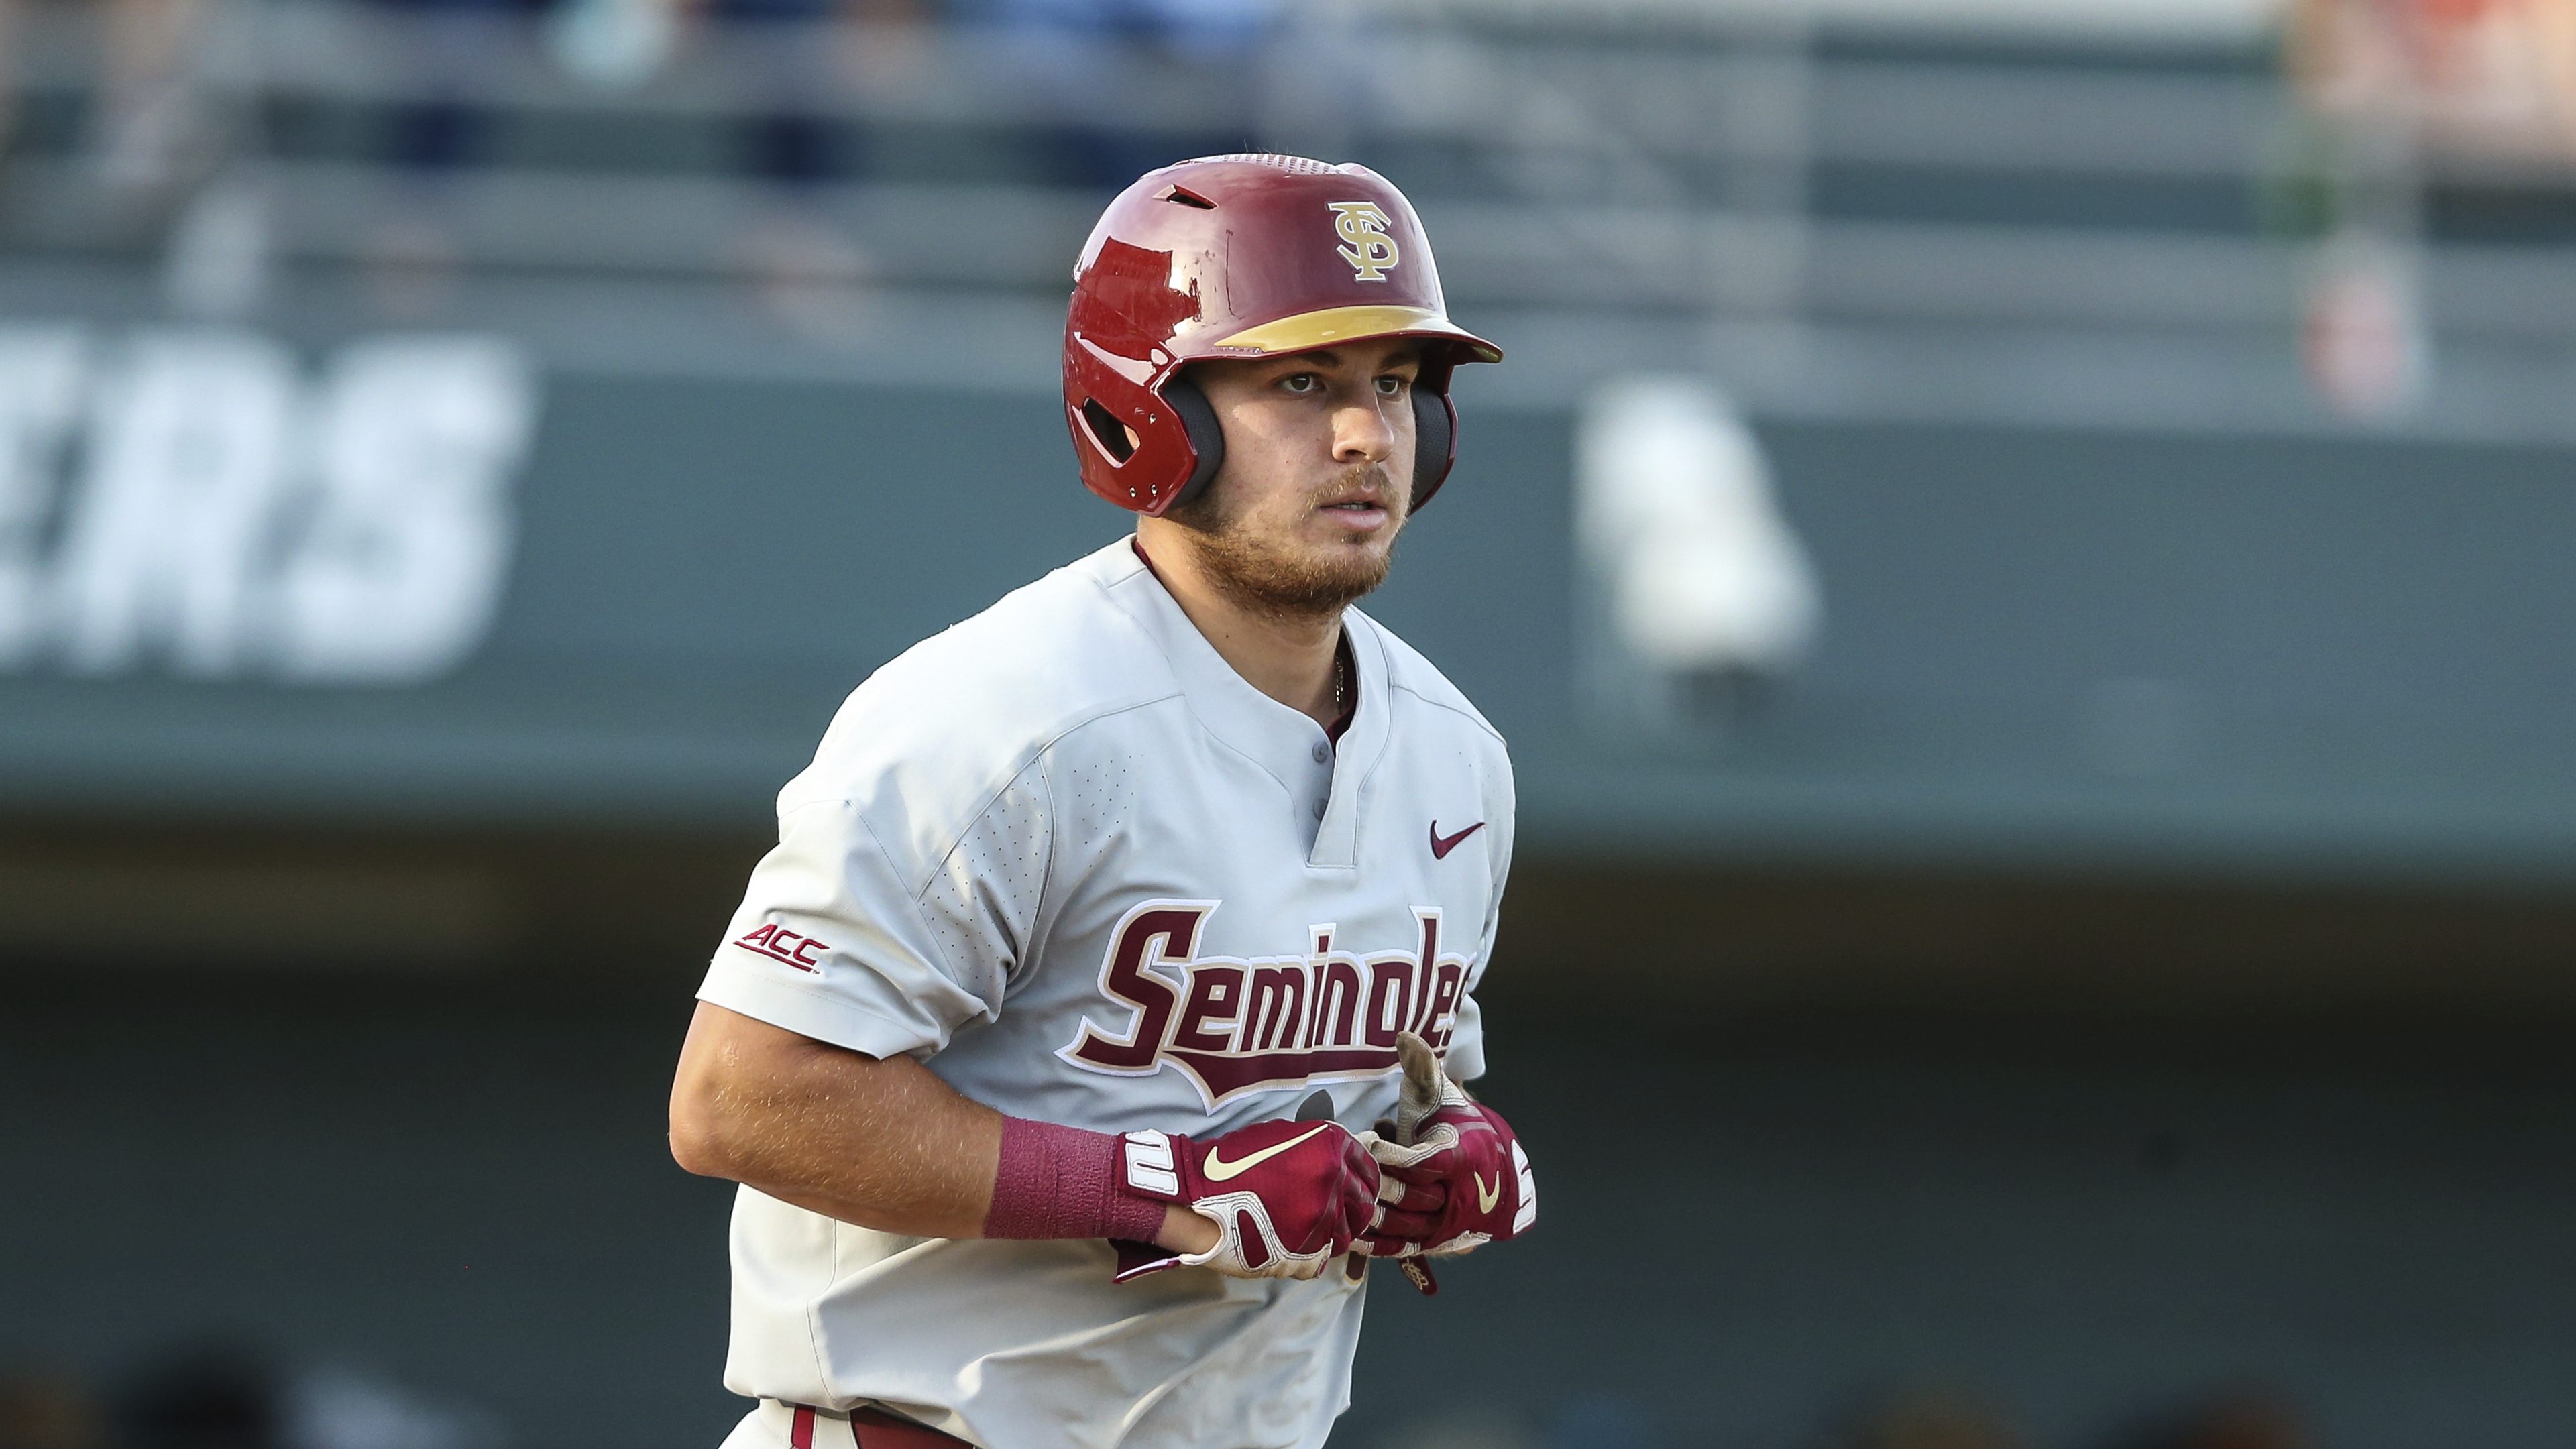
[697,538,1515,1449]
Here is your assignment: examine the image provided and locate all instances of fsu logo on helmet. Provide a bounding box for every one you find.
[1329,202,1400,282]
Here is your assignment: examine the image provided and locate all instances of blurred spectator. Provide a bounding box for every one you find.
[1250,0,1382,164]
[1370,1420,1524,1449]
[0,1367,105,1449]
[0,0,223,202]
[1543,1393,1660,1449]
[13,1344,508,1449]
[1366,1416,1538,1449]
[89,0,213,198]
[0,0,18,167]
[363,0,534,313]
[2300,228,2429,420]
[542,0,681,89]
[2292,0,2576,162]
[705,0,889,319]
[714,0,853,188]
[114,1344,282,1449]
[2107,1393,2312,1449]
[960,0,1280,189]
[1833,1389,2023,1449]
[374,0,523,178]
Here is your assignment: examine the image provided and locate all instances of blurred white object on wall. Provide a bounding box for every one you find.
[1575,375,1819,742]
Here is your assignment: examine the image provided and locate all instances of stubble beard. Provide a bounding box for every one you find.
[1167,465,1407,624]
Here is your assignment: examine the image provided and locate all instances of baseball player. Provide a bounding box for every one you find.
[668,153,1536,1449]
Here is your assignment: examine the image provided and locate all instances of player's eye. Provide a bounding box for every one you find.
[1278,373,1321,395]
[1376,375,1410,398]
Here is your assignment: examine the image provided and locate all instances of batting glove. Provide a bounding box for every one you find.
[1110,1118,1382,1282]
[1357,1032,1536,1262]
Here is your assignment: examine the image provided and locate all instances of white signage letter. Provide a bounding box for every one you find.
[270,337,537,684]
[0,327,87,666]
[54,329,296,676]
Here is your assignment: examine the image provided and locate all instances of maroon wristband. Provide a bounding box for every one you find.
[981,1116,1168,1242]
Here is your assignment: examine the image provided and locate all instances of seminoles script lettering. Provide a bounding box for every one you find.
[1056,900,1472,1107]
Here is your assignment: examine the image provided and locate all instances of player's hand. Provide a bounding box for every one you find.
[1110,1119,1381,1281]
[1355,1032,1536,1261]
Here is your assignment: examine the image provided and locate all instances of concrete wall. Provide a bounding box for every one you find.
[9,369,2576,886]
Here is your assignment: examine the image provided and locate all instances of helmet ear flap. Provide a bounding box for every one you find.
[1160,373,1227,514]
[1408,382,1457,513]
[1132,359,1461,516]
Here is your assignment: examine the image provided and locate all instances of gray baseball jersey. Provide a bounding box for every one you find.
[697,538,1515,1449]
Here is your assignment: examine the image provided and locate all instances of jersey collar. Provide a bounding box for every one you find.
[1080,539,1391,869]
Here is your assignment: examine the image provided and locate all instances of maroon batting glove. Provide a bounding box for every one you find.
[1359,1098,1535,1260]
[1111,1119,1381,1282]
[1364,1173,1450,1242]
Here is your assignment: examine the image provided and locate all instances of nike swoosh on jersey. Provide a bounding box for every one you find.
[1204,1123,1332,1181]
[1429,820,1486,859]
[1475,1171,1501,1213]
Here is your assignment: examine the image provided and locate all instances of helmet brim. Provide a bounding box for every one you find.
[1196,304,1503,366]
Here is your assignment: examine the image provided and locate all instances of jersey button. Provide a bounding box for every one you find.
[1312,799,1327,819]
[1312,743,1330,763]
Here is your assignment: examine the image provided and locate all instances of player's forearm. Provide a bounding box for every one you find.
[669,1004,1217,1252]
[669,1002,1000,1239]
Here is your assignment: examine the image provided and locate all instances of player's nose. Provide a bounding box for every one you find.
[1329,398,1396,464]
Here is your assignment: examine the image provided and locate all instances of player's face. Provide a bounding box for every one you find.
[1165,339,1422,618]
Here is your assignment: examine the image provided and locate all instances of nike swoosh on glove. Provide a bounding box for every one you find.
[1111,1118,1381,1282]
[1358,1031,1536,1262]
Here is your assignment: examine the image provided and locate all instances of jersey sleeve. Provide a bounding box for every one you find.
[697,763,1052,1061]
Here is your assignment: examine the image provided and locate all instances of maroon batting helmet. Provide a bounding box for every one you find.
[1063,154,1503,517]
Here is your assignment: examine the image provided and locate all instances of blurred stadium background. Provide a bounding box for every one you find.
[11,0,2576,1445]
